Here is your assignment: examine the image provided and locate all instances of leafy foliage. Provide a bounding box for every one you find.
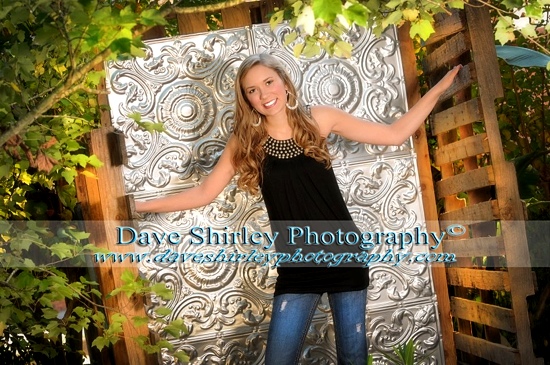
[495,29,549,360]
[496,37,550,208]
[0,0,189,362]
[269,0,550,62]
[366,339,434,365]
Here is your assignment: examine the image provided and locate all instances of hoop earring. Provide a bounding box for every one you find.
[286,90,298,110]
[251,110,262,127]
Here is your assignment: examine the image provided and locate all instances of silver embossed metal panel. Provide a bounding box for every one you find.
[105,24,444,364]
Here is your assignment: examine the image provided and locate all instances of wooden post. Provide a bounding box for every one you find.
[177,12,208,34]
[221,3,252,29]
[75,64,156,365]
[397,24,458,365]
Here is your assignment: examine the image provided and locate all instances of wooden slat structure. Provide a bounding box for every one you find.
[76,1,542,364]
[412,2,543,364]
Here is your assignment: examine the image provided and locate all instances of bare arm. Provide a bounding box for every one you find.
[134,136,237,213]
[314,65,462,145]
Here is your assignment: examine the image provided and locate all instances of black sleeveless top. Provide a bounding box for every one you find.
[261,136,369,296]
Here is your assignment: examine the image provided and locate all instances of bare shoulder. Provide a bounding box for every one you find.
[213,134,238,172]
[309,105,341,137]
[225,134,238,151]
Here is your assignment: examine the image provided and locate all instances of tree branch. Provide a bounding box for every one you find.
[0,47,112,147]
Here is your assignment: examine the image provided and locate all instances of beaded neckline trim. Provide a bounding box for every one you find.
[263,136,304,159]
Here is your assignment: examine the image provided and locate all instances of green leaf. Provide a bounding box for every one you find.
[525,3,542,19]
[131,45,147,58]
[151,282,174,300]
[284,31,298,46]
[61,168,78,184]
[87,154,103,168]
[119,5,137,24]
[447,1,464,9]
[45,320,64,339]
[11,237,33,251]
[409,19,435,40]
[270,10,285,29]
[155,307,172,316]
[333,41,353,58]
[34,24,59,46]
[70,317,91,332]
[110,38,132,55]
[173,351,190,363]
[128,112,142,123]
[163,319,187,338]
[64,140,81,152]
[312,0,343,24]
[133,316,150,327]
[501,0,523,8]
[50,242,75,259]
[121,269,135,284]
[293,42,305,58]
[495,17,515,45]
[140,9,167,26]
[67,229,91,241]
[71,154,89,168]
[92,336,111,351]
[155,339,173,351]
[519,25,537,39]
[302,42,321,57]
[343,4,368,27]
[25,131,44,144]
[381,9,403,30]
[15,271,39,289]
[402,8,419,22]
[90,288,103,298]
[0,161,13,177]
[111,312,127,324]
[42,307,60,319]
[86,70,105,87]
[135,120,165,133]
[385,0,404,8]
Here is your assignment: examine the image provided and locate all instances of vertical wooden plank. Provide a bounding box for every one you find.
[142,26,166,40]
[177,12,208,35]
[221,4,252,29]
[75,62,155,365]
[398,24,457,365]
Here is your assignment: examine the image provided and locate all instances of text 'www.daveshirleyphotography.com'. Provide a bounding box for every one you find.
[94,224,466,268]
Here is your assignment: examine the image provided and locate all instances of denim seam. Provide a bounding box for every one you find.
[293,295,320,365]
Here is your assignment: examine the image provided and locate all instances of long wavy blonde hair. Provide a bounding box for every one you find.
[231,53,332,195]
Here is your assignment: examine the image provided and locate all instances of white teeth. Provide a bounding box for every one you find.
[264,99,276,107]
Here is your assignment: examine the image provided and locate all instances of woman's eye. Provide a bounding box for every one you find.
[266,80,272,85]
[248,89,255,94]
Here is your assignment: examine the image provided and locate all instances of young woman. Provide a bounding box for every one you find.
[135,53,462,364]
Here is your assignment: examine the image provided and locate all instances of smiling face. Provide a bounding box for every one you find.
[240,64,288,120]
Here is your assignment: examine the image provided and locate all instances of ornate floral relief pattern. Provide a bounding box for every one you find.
[105,23,443,364]
[368,304,441,364]
[303,60,362,113]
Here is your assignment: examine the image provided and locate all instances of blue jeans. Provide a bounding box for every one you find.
[265,289,368,365]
